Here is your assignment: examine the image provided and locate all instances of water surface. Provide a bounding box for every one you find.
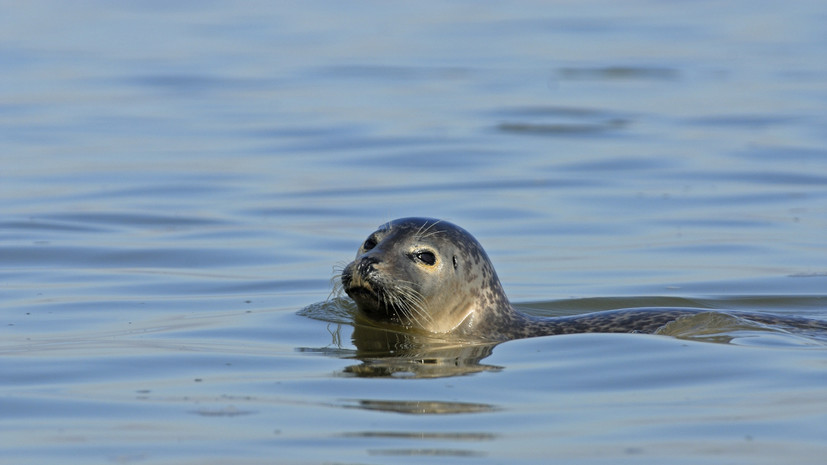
[2,1,827,463]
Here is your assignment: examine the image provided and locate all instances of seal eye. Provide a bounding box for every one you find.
[452,255,458,270]
[415,251,436,266]
[363,237,377,251]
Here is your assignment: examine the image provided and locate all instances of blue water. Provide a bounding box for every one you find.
[2,1,827,463]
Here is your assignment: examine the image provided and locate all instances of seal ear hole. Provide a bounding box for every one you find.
[452,255,458,270]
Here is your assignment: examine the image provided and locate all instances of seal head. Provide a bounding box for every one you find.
[342,217,509,336]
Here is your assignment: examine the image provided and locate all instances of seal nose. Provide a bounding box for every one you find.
[357,255,380,276]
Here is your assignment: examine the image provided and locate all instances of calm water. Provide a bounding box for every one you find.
[2,1,827,463]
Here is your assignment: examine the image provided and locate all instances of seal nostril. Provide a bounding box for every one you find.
[358,256,380,275]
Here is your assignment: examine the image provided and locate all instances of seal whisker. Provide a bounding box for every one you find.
[329,262,349,300]
[414,219,442,242]
[390,290,423,327]
[364,276,431,329]
[391,293,415,327]
[391,280,433,325]
[412,222,428,243]
[381,287,414,327]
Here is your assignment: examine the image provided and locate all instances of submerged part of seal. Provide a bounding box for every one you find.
[341,217,827,342]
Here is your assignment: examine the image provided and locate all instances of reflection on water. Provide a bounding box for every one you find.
[347,430,495,460]
[344,327,500,378]
[497,119,627,136]
[367,447,487,458]
[339,399,499,415]
[299,299,501,378]
[344,431,497,440]
[493,104,631,136]
[557,66,680,80]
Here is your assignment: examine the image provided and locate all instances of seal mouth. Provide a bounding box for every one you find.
[345,285,378,302]
[346,284,400,322]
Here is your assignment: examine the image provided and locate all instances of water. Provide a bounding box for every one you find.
[2,1,827,463]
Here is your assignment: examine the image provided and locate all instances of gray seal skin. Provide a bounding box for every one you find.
[341,217,827,342]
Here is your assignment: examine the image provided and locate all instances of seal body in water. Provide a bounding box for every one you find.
[341,217,827,342]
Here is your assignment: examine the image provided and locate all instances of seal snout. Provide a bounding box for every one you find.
[343,254,382,298]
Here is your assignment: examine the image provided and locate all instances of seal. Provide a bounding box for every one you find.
[341,217,827,342]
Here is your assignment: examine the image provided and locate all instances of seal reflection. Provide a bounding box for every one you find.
[298,298,502,379]
[346,323,501,378]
